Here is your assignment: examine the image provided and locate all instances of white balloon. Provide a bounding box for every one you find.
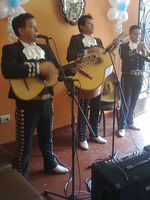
[0,1,9,19]
[121,11,128,22]
[7,6,26,42]
[8,6,25,17]
[120,0,130,6]
[107,7,119,21]
[108,0,120,7]
[20,0,30,5]
[15,6,26,15]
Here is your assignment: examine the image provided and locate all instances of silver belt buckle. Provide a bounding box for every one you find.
[135,71,139,76]
[132,70,142,76]
[42,94,49,100]
[34,94,51,100]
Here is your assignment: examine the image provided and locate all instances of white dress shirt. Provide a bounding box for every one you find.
[20,40,46,75]
[82,34,97,48]
[21,40,45,60]
[129,40,138,51]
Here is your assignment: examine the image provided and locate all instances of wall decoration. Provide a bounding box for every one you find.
[107,0,130,33]
[61,0,85,25]
[0,0,30,41]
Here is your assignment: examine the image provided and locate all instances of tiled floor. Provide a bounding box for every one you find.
[3,99,150,199]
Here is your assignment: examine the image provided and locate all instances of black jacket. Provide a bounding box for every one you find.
[1,41,59,100]
[119,42,150,72]
[66,34,103,62]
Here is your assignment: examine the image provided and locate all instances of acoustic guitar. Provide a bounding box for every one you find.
[68,47,112,99]
[10,61,59,100]
[10,33,128,100]
[10,52,108,100]
[67,32,128,99]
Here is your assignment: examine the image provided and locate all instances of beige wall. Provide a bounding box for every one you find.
[0,0,139,144]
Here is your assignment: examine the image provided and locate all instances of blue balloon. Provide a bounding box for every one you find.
[7,0,20,8]
[118,2,127,12]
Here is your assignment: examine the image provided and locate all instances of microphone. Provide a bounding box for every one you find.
[36,34,51,40]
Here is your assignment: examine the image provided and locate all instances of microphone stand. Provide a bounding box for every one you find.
[107,46,129,160]
[41,37,92,200]
[108,49,119,159]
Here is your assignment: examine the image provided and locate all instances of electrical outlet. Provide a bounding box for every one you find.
[0,115,11,123]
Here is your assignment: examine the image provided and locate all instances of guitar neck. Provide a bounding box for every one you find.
[62,60,80,72]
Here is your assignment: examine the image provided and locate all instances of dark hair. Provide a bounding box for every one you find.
[129,25,141,33]
[12,13,34,37]
[78,14,93,33]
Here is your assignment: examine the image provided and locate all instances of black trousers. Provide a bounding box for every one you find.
[77,95,101,142]
[13,98,57,178]
[119,74,143,129]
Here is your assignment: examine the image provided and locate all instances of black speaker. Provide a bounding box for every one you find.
[92,152,150,200]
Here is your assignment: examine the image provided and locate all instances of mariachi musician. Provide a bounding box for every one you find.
[1,13,69,180]
[118,25,150,137]
[67,14,107,150]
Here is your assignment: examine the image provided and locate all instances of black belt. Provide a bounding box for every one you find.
[122,70,143,76]
[33,93,53,100]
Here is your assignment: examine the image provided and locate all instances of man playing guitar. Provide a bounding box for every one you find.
[1,13,69,179]
[67,14,107,150]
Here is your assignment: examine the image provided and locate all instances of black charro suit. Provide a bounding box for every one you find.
[119,41,150,129]
[67,34,103,142]
[1,41,57,101]
[67,34,103,62]
[1,41,59,178]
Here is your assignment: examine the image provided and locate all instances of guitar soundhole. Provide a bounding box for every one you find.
[96,57,103,65]
[83,55,103,66]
